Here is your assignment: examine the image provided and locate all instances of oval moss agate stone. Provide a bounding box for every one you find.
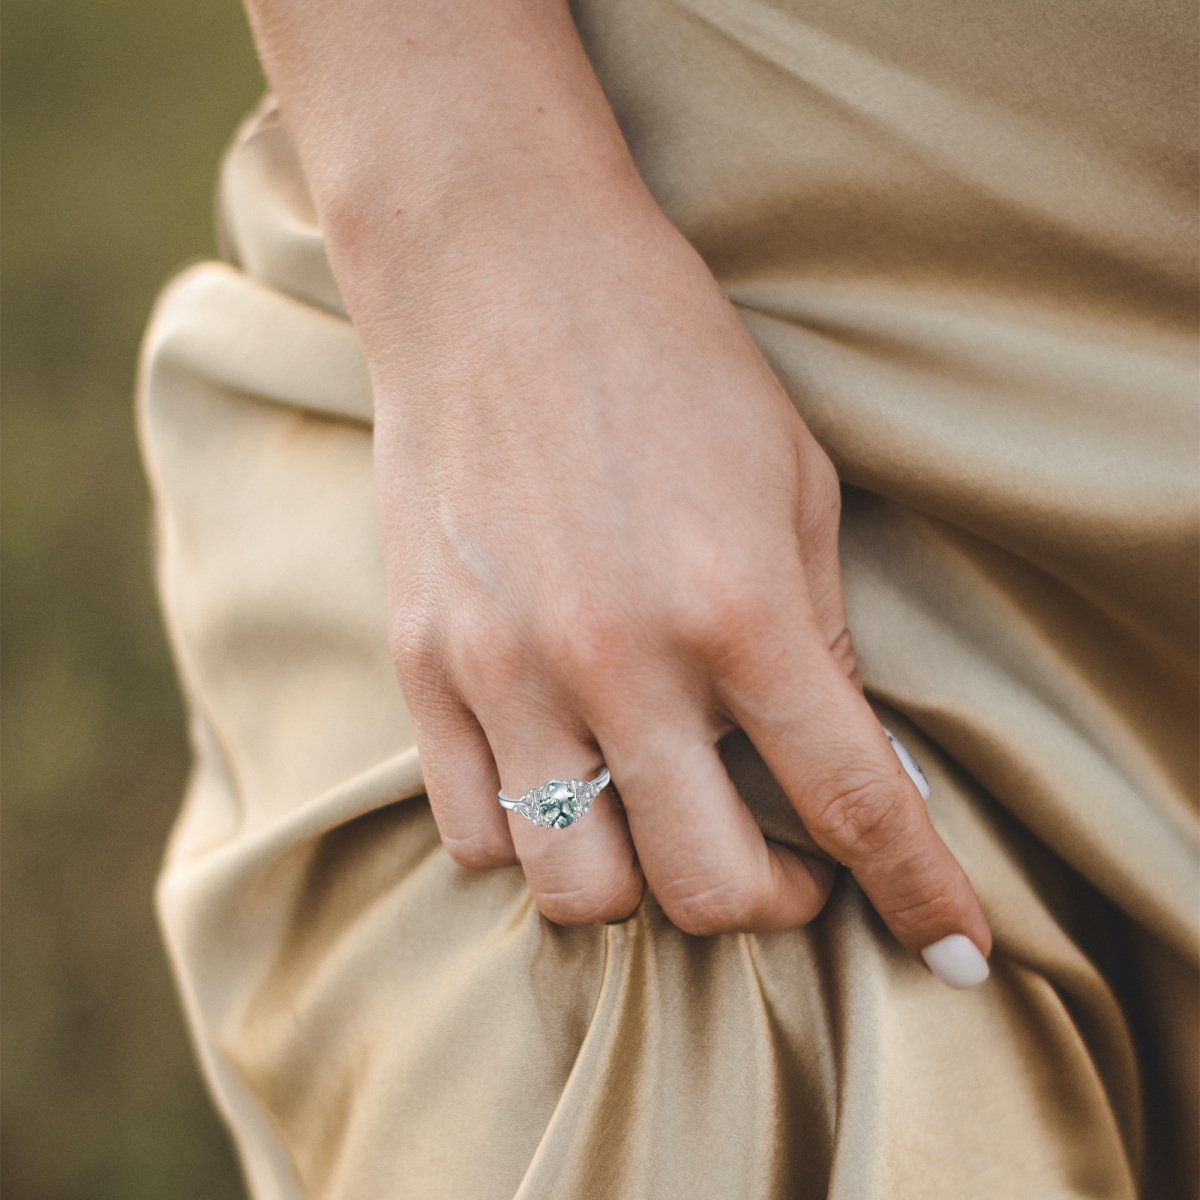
[537,780,581,828]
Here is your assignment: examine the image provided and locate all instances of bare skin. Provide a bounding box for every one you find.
[242,0,992,959]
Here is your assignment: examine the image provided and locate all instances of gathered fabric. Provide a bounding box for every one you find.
[138,2,1198,1196]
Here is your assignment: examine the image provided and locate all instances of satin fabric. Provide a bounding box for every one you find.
[137,2,1198,1196]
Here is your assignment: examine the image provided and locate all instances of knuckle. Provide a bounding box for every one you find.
[828,626,862,685]
[808,772,913,862]
[426,776,516,870]
[660,877,760,936]
[389,606,443,685]
[535,873,643,926]
[886,874,962,939]
[440,830,516,871]
[814,452,842,507]
[799,452,842,531]
[542,597,630,681]
[669,572,775,655]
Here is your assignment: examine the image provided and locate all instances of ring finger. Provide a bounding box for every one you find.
[482,708,644,925]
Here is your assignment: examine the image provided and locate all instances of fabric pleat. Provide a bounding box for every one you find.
[138,3,1198,1196]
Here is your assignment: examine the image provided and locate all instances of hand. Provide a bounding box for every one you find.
[245,0,992,965]
[368,192,990,960]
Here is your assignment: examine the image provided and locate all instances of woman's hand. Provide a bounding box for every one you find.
[244,0,991,963]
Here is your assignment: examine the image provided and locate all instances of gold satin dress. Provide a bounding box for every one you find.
[137,2,1198,1196]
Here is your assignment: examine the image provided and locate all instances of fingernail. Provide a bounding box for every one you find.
[884,728,930,800]
[921,934,990,989]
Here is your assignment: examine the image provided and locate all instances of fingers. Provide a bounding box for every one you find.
[413,696,518,869]
[599,714,835,936]
[720,605,992,963]
[486,717,645,925]
[415,682,645,926]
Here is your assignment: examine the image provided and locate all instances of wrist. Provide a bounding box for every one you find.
[256,1,647,260]
[316,123,686,384]
[318,119,652,271]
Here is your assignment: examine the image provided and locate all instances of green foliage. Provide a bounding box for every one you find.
[2,1,266,1195]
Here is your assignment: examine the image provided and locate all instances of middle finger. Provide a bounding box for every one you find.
[597,705,835,936]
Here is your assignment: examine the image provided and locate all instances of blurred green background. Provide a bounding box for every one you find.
[2,2,267,1195]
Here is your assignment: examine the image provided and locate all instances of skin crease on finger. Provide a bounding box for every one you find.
[243,0,993,982]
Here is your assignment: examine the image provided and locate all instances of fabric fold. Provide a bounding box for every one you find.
[139,2,1197,1194]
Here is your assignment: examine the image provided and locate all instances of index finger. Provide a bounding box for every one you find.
[720,605,992,987]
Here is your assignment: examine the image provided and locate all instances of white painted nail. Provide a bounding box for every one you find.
[884,728,930,800]
[921,934,990,989]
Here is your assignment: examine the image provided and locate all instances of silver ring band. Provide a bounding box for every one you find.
[498,767,611,829]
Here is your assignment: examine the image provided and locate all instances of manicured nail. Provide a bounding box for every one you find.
[884,728,930,800]
[921,934,990,989]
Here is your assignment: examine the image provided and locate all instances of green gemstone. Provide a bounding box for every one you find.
[539,780,580,828]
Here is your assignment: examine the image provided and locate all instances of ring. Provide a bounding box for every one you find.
[498,767,611,829]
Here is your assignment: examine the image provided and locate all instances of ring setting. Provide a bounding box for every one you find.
[498,768,611,829]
